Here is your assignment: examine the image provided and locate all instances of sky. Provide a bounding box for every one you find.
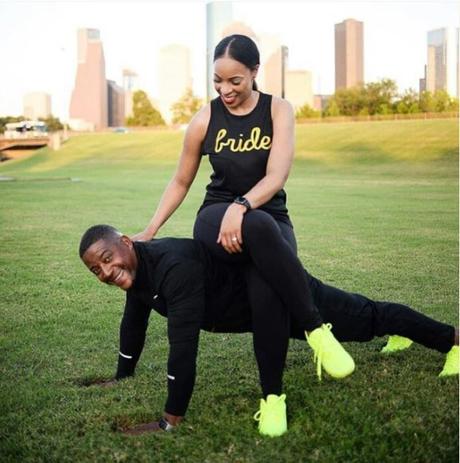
[0,0,458,120]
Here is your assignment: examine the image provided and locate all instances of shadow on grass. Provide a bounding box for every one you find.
[72,376,112,387]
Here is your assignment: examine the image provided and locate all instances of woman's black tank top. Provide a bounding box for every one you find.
[199,91,291,225]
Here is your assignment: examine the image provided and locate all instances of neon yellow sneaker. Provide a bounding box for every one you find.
[305,323,355,380]
[439,346,459,377]
[253,394,287,437]
[381,335,413,354]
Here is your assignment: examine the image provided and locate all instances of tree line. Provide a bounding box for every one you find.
[296,79,459,120]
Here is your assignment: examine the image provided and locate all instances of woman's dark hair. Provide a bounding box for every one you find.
[214,34,260,90]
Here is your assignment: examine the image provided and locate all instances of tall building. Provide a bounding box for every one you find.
[285,70,313,110]
[206,1,234,100]
[335,19,364,90]
[107,80,125,127]
[221,21,256,40]
[259,34,288,98]
[157,44,192,124]
[69,28,108,130]
[426,28,459,97]
[313,94,331,112]
[419,65,427,94]
[23,92,51,119]
[122,68,138,119]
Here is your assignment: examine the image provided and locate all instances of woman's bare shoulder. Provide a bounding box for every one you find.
[189,103,211,133]
[271,95,294,116]
[270,95,294,121]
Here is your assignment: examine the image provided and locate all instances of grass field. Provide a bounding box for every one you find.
[0,119,458,462]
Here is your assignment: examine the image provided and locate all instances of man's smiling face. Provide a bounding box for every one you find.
[82,235,138,290]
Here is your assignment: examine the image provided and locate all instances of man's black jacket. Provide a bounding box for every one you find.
[115,238,255,416]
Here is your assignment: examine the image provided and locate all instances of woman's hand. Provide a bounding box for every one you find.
[217,203,247,253]
[131,229,155,242]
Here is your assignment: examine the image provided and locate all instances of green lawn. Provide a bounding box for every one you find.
[0,119,458,462]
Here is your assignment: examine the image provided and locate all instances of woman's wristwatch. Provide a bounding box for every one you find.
[158,417,175,432]
[233,196,252,210]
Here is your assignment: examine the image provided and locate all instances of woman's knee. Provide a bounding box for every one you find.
[194,205,248,263]
[242,210,280,243]
[194,204,228,241]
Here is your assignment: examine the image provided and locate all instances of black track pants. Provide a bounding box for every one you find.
[304,275,456,354]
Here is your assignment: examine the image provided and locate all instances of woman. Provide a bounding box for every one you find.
[133,34,354,436]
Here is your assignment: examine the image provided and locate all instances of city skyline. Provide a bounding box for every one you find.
[1,0,458,120]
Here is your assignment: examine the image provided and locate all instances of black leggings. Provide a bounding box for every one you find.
[194,203,323,330]
[194,203,322,397]
[305,274,455,353]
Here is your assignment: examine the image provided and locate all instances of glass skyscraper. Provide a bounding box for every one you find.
[426,28,459,98]
[206,1,233,100]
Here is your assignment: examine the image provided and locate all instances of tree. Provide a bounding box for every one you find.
[396,101,409,114]
[432,90,458,112]
[323,98,340,117]
[365,79,398,115]
[418,90,458,113]
[171,88,203,124]
[0,115,24,134]
[325,79,398,116]
[376,103,393,115]
[295,104,320,120]
[126,90,165,126]
[333,85,366,116]
[394,89,420,114]
[419,91,436,113]
[39,116,64,132]
[449,97,459,112]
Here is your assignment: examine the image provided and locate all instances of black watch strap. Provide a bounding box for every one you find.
[234,196,252,210]
[158,417,175,432]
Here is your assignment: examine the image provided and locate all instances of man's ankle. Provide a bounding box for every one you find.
[163,412,183,426]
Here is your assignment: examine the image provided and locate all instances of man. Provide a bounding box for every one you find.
[79,224,458,437]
